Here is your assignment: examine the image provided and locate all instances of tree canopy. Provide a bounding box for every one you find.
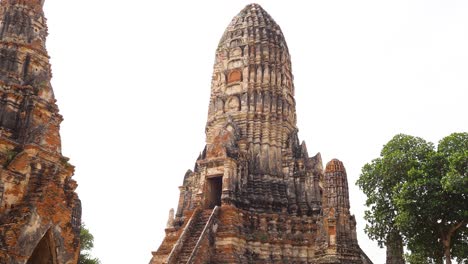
[357,133,467,264]
[79,223,101,264]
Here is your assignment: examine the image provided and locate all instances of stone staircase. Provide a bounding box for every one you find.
[175,209,213,263]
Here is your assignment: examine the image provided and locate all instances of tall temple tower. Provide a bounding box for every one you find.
[151,4,372,264]
[0,0,81,263]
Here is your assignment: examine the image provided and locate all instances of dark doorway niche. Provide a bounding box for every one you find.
[206,176,222,209]
[27,229,57,264]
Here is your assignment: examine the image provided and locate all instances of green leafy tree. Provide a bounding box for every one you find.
[357,134,433,263]
[395,133,467,264]
[438,133,468,194]
[357,133,468,264]
[79,223,101,264]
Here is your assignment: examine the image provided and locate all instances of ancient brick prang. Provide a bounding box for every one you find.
[151,4,372,264]
[313,159,371,263]
[0,0,81,263]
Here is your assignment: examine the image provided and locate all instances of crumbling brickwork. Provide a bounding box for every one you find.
[0,0,81,263]
[151,4,372,264]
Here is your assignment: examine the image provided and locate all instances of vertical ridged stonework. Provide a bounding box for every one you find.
[151,4,372,264]
[0,0,81,263]
[205,4,299,212]
[316,160,372,263]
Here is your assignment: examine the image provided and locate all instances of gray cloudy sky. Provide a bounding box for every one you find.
[43,0,468,263]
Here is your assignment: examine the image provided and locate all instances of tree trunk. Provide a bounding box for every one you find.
[440,220,466,264]
[442,237,451,264]
[386,231,405,264]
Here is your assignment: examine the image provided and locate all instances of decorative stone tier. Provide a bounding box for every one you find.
[153,205,371,264]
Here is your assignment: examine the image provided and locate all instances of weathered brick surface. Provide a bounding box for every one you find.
[151,4,372,264]
[0,1,81,263]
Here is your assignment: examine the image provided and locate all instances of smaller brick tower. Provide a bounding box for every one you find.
[316,159,372,263]
[0,0,81,263]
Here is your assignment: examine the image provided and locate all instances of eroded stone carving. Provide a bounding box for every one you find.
[0,1,80,263]
[166,209,175,228]
[150,4,372,264]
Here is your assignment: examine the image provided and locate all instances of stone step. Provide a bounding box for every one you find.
[174,209,213,263]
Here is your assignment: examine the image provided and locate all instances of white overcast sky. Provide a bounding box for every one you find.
[42,1,468,263]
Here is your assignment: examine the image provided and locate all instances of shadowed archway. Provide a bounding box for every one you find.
[27,229,57,264]
[206,176,222,209]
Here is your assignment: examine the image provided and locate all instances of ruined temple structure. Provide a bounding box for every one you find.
[0,0,81,263]
[151,4,372,264]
